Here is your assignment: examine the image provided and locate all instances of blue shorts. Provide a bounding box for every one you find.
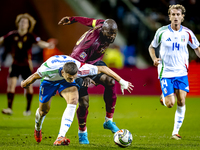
[160,76,189,97]
[39,79,80,103]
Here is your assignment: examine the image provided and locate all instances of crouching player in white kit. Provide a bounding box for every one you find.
[149,4,200,140]
[21,55,133,145]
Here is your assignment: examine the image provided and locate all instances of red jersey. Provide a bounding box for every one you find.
[70,17,109,64]
[3,30,40,66]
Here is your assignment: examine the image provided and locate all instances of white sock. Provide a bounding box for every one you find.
[172,105,186,135]
[161,93,167,107]
[35,108,46,131]
[57,104,76,138]
[105,116,113,122]
[78,128,87,133]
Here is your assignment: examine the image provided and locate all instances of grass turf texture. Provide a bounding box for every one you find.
[0,94,200,150]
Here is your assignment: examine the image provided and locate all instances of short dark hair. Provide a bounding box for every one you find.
[63,62,78,75]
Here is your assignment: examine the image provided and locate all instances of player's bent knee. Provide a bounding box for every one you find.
[166,101,175,108]
[39,109,49,116]
[68,97,78,105]
[79,96,89,109]
[101,75,115,86]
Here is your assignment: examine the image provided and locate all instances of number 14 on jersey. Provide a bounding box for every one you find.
[172,42,180,51]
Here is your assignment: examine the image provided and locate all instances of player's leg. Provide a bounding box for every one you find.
[34,80,57,143]
[98,74,119,133]
[22,66,34,116]
[35,99,52,142]
[75,77,90,144]
[2,72,18,115]
[171,76,188,140]
[160,78,176,108]
[171,89,186,140]
[54,82,78,146]
[93,60,119,133]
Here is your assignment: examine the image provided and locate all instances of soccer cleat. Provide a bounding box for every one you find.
[23,110,31,116]
[53,137,70,146]
[103,120,119,133]
[171,134,182,140]
[160,95,164,106]
[2,108,13,115]
[78,132,89,144]
[34,129,42,143]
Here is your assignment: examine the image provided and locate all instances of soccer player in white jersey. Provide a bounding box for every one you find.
[148,4,200,140]
[21,55,133,145]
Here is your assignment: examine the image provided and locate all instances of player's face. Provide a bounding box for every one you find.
[62,71,78,83]
[169,9,184,26]
[101,29,117,43]
[18,18,29,31]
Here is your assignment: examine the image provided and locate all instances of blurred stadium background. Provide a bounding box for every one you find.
[0,0,200,96]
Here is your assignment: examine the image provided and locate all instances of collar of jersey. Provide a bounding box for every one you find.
[168,24,182,32]
[59,67,63,77]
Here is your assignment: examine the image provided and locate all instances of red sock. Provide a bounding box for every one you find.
[77,106,88,131]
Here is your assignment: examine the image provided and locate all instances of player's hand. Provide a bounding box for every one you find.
[119,79,134,95]
[48,41,55,49]
[82,77,96,87]
[153,58,161,67]
[58,16,71,25]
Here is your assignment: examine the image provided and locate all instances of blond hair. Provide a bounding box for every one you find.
[15,13,36,32]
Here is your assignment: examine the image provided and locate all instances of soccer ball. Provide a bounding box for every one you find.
[114,129,133,147]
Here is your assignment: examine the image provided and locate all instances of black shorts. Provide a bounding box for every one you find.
[9,64,32,80]
[76,60,107,97]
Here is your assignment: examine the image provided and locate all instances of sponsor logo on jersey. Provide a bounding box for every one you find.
[23,36,27,42]
[80,52,87,59]
[18,41,23,49]
[166,38,171,41]
[181,35,185,42]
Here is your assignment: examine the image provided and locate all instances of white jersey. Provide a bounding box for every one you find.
[151,24,199,78]
[37,55,98,81]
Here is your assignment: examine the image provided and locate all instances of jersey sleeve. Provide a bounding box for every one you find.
[187,30,200,49]
[151,29,162,48]
[36,63,48,77]
[78,63,98,77]
[69,16,104,27]
[31,33,41,43]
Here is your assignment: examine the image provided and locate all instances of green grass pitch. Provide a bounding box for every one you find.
[0,94,200,150]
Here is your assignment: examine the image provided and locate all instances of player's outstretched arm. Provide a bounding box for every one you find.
[97,66,134,94]
[37,40,55,49]
[21,72,41,88]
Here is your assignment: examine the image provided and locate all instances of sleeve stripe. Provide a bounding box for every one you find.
[186,31,193,44]
[92,20,97,28]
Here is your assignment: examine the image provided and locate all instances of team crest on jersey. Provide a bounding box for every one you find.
[80,52,87,59]
[181,35,185,42]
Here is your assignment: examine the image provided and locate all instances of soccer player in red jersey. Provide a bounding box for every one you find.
[58,16,123,144]
[0,13,54,116]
